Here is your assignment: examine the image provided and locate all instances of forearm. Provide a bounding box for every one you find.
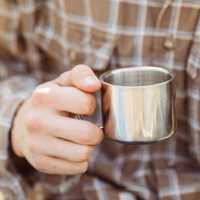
[0,68,40,198]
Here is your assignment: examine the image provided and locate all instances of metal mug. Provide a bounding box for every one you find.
[79,66,176,144]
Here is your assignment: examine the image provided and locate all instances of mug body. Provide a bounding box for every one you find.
[100,66,176,143]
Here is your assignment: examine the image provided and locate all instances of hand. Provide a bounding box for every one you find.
[11,65,103,175]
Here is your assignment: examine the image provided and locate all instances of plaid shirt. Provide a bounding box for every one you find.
[0,0,200,199]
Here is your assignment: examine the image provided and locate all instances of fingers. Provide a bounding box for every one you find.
[26,112,103,145]
[32,83,96,115]
[54,64,101,93]
[31,65,101,114]
[30,154,88,175]
[27,134,95,162]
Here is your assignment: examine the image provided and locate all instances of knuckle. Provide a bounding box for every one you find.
[26,112,43,132]
[31,87,45,107]
[31,83,53,107]
[73,64,91,73]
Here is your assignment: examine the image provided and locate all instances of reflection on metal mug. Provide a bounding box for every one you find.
[78,66,176,144]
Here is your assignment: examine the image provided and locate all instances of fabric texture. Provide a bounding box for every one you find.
[0,0,200,199]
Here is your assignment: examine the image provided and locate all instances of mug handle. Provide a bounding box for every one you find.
[74,91,104,129]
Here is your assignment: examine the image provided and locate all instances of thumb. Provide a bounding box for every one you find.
[54,65,101,93]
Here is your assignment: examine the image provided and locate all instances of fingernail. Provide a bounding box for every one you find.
[84,76,99,86]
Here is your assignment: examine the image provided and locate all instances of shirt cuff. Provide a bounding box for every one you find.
[0,96,26,161]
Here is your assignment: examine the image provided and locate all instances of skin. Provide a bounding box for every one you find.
[11,65,103,175]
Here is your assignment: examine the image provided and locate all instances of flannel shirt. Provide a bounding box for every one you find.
[0,0,200,199]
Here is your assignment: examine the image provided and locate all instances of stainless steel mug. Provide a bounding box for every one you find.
[80,66,176,144]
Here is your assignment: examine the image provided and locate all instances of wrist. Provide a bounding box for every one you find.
[11,100,28,157]
[11,125,23,157]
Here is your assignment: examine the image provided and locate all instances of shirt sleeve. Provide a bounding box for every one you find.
[0,64,40,199]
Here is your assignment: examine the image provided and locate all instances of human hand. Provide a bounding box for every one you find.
[11,65,103,175]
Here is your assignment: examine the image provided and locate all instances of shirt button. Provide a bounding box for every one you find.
[163,37,176,51]
[68,49,77,63]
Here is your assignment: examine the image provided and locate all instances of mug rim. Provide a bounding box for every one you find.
[99,66,174,88]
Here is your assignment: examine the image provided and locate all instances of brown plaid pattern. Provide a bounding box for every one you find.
[0,0,200,199]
